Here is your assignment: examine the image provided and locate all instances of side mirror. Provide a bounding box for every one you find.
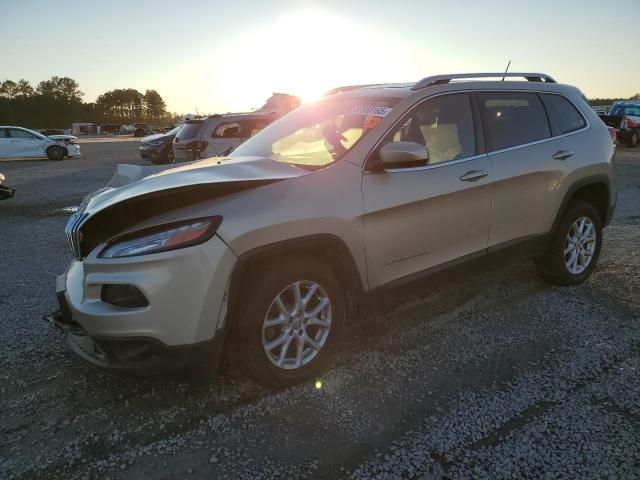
[379,141,429,168]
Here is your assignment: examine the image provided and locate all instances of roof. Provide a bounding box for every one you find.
[324,72,562,100]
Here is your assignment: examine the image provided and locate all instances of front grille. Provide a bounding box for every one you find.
[64,212,88,259]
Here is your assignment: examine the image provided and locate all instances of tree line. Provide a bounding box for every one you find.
[0,76,176,129]
[589,93,640,106]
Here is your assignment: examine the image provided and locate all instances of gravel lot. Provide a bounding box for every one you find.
[1,141,639,479]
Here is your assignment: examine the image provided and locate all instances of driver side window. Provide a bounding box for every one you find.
[385,93,476,165]
[8,128,38,140]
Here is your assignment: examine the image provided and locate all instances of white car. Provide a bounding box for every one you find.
[0,126,81,160]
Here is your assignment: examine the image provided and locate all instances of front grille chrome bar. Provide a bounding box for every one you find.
[64,212,88,260]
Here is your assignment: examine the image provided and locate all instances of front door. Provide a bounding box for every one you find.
[0,128,19,157]
[362,93,493,288]
[7,128,47,158]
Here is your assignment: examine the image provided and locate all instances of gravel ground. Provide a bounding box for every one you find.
[1,143,639,479]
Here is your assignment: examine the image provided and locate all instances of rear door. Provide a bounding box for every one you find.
[362,93,493,288]
[477,91,561,247]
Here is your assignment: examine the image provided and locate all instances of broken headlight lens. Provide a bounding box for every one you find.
[100,217,221,259]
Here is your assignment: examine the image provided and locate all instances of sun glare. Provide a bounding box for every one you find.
[203,10,420,112]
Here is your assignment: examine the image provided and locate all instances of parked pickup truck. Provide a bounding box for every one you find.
[599,102,640,147]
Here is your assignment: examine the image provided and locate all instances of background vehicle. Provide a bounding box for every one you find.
[139,125,182,164]
[133,123,151,137]
[51,73,615,387]
[599,101,640,147]
[0,173,14,200]
[172,112,280,162]
[0,126,81,160]
[172,118,205,162]
[172,94,300,163]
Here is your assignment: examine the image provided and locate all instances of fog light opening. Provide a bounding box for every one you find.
[101,284,149,308]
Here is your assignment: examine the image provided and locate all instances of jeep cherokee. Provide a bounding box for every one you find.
[48,72,616,386]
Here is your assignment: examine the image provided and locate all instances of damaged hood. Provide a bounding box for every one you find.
[81,156,307,215]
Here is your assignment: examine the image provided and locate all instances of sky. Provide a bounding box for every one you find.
[1,0,638,114]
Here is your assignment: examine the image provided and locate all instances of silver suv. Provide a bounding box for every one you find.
[171,112,279,162]
[50,73,616,385]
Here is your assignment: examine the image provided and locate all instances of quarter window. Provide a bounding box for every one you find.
[382,93,476,165]
[478,92,551,151]
[213,122,242,138]
[540,94,586,135]
[242,120,272,138]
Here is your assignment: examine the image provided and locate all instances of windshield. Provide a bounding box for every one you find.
[231,97,400,168]
[168,125,182,135]
[176,122,203,140]
[611,105,640,117]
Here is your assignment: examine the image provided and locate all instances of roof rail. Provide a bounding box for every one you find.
[324,84,385,96]
[411,72,556,90]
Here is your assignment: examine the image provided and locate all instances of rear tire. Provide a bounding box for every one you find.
[627,130,639,148]
[536,201,602,286]
[46,145,65,161]
[234,257,344,387]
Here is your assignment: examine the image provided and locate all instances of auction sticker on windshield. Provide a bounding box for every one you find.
[350,106,393,117]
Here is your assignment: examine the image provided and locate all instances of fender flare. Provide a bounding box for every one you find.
[223,234,366,327]
[549,174,612,237]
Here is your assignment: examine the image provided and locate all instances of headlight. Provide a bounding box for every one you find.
[100,217,221,259]
[148,139,164,146]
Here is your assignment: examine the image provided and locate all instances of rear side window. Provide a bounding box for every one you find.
[478,92,551,151]
[241,119,272,138]
[212,122,241,138]
[541,94,586,135]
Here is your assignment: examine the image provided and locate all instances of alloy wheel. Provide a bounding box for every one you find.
[261,280,332,370]
[564,216,597,274]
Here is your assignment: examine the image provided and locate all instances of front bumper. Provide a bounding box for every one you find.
[45,307,222,375]
[65,144,81,157]
[50,235,237,374]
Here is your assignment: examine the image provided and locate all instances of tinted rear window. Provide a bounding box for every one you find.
[541,94,586,135]
[176,122,203,140]
[478,92,551,151]
[610,105,640,117]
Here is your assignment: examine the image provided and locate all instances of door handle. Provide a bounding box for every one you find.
[459,170,488,182]
[552,150,574,160]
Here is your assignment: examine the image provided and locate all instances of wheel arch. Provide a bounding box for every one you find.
[46,143,66,159]
[552,175,612,235]
[225,234,365,327]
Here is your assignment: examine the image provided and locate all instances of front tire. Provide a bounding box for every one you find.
[536,201,602,286]
[235,257,344,387]
[627,130,639,148]
[46,145,65,161]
